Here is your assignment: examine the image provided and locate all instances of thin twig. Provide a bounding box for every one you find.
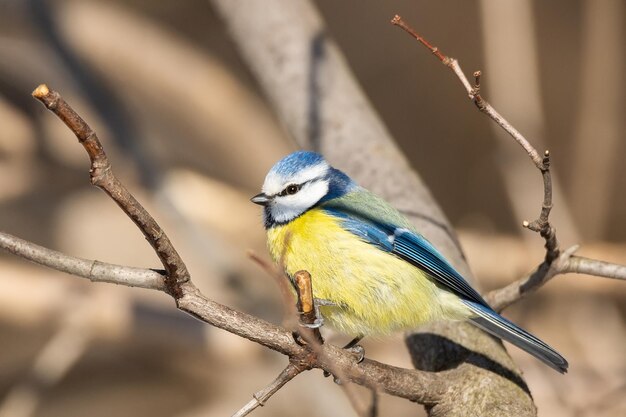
[487,246,626,312]
[391,16,626,310]
[390,15,448,63]
[248,250,297,326]
[521,150,559,263]
[391,16,553,261]
[232,270,322,417]
[291,272,372,417]
[0,231,165,290]
[293,270,324,343]
[391,15,543,168]
[32,84,189,297]
[566,256,626,280]
[231,363,303,417]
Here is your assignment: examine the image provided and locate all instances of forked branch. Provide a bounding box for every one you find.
[233,271,320,417]
[0,84,444,412]
[32,84,189,297]
[391,15,626,309]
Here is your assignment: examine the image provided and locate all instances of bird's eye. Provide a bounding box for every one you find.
[282,184,300,196]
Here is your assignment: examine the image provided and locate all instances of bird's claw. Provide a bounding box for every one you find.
[292,331,306,346]
[321,343,364,385]
[313,298,336,307]
[322,370,344,385]
[299,317,324,329]
[298,298,334,329]
[345,344,365,363]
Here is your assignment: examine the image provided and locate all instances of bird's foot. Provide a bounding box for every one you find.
[345,344,365,363]
[299,317,324,329]
[322,337,366,382]
[343,336,365,363]
[300,298,335,329]
[313,298,336,307]
[292,331,306,346]
[326,373,344,385]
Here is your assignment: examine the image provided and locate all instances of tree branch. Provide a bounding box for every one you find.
[233,271,320,417]
[0,84,448,409]
[487,246,626,312]
[391,15,544,170]
[231,363,303,417]
[32,84,189,297]
[391,15,626,311]
[0,231,441,403]
[0,231,165,290]
[566,256,626,280]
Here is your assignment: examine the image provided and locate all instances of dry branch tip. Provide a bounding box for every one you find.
[294,270,324,342]
[32,84,50,98]
[390,14,447,63]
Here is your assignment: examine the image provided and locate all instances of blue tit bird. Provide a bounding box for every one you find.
[251,151,568,373]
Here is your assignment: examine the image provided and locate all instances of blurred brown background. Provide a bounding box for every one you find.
[0,0,624,416]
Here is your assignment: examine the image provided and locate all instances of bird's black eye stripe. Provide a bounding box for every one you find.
[276,177,322,197]
[279,184,301,196]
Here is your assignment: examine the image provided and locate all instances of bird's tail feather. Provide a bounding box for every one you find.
[463,300,568,373]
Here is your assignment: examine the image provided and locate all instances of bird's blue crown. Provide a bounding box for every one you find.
[269,151,326,177]
[269,151,356,201]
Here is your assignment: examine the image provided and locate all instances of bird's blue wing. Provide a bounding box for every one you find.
[390,230,488,306]
[321,191,568,373]
[322,195,489,307]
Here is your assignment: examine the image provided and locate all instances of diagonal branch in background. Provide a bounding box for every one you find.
[209,2,536,414]
[391,15,626,311]
[0,84,446,409]
[247,250,298,328]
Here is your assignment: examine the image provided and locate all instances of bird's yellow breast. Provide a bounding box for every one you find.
[267,208,469,336]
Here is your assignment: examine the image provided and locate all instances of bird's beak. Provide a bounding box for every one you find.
[251,193,271,206]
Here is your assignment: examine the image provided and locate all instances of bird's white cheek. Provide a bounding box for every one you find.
[297,180,329,207]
